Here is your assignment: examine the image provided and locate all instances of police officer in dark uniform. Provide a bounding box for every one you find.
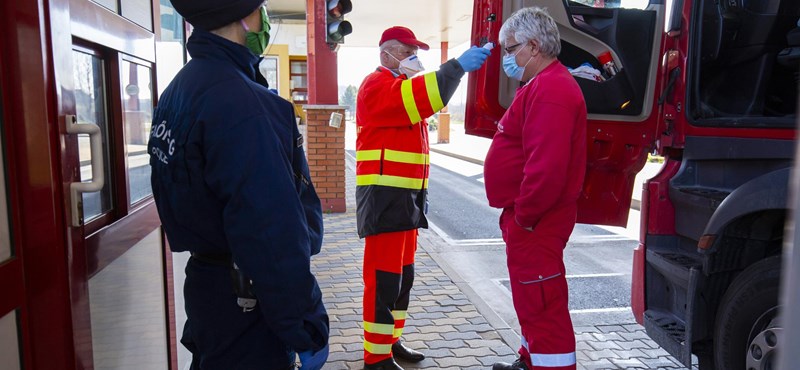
[148,1,328,369]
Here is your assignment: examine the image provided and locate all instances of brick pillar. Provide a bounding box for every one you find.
[303,105,347,213]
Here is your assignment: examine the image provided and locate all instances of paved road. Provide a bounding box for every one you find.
[423,150,642,331]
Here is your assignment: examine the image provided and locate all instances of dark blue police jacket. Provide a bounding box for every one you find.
[148,29,327,353]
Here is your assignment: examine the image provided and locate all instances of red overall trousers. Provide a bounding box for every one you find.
[362,229,417,364]
[500,208,576,370]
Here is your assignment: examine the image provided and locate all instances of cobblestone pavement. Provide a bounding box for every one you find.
[312,165,694,370]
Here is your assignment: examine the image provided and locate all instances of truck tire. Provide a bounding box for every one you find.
[713,256,782,370]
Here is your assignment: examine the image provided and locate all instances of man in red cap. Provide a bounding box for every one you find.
[355,26,492,370]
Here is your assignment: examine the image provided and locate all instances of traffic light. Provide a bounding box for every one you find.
[325,0,352,45]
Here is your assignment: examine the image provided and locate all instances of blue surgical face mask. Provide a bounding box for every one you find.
[502,44,532,81]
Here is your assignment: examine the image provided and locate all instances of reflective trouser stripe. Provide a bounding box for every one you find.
[364,321,395,335]
[391,310,407,338]
[401,79,422,123]
[363,340,392,355]
[531,352,577,367]
[391,310,407,320]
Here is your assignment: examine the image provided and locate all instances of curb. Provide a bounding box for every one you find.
[429,146,486,166]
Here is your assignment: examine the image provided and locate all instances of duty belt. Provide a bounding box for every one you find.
[190,252,232,267]
[191,252,257,311]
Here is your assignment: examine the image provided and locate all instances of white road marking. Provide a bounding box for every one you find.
[569,307,631,314]
[566,273,627,279]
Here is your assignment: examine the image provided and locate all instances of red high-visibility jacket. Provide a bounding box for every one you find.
[355,61,465,238]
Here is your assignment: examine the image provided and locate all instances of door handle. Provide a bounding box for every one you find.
[65,114,105,227]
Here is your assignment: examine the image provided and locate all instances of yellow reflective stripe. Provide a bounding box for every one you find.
[364,340,393,355]
[384,150,428,165]
[393,328,403,338]
[364,321,395,335]
[391,310,407,320]
[356,174,427,190]
[424,73,444,112]
[401,79,422,124]
[356,150,382,161]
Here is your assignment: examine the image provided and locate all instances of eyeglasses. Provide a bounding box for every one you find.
[504,42,524,54]
[391,46,418,57]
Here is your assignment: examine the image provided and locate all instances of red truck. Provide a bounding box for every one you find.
[466,0,797,369]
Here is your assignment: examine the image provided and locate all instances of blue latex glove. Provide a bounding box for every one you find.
[456,46,492,72]
[298,344,329,370]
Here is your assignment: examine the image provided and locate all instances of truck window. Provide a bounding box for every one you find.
[570,0,650,9]
[560,0,660,118]
[689,0,799,127]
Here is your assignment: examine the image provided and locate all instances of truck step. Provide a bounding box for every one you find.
[646,248,701,288]
[670,186,731,240]
[676,186,730,202]
[643,310,693,367]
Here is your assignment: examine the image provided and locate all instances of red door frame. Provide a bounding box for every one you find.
[0,0,76,367]
[1,0,179,368]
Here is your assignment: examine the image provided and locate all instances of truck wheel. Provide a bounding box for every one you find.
[713,256,782,370]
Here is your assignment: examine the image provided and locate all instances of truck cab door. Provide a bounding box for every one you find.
[466,0,668,226]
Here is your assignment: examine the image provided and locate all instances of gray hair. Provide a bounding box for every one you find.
[498,7,560,58]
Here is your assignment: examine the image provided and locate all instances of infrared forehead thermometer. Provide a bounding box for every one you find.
[483,42,495,50]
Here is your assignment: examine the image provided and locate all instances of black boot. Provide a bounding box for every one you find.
[391,340,425,362]
[492,358,529,370]
[364,358,404,370]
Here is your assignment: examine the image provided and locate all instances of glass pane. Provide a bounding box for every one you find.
[121,0,153,31]
[89,229,168,370]
[0,86,10,263]
[261,57,279,91]
[92,0,118,13]
[0,311,21,370]
[291,75,307,89]
[290,61,307,74]
[157,0,186,96]
[122,61,154,204]
[172,252,191,370]
[73,51,114,222]
[292,91,308,103]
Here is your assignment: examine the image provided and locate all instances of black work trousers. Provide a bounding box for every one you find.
[182,256,295,370]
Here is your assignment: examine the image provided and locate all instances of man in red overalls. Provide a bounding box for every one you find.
[355,27,490,370]
[484,7,587,370]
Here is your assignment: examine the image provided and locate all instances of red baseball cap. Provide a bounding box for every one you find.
[379,26,430,50]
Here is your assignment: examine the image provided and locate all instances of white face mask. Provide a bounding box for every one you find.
[385,51,425,77]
